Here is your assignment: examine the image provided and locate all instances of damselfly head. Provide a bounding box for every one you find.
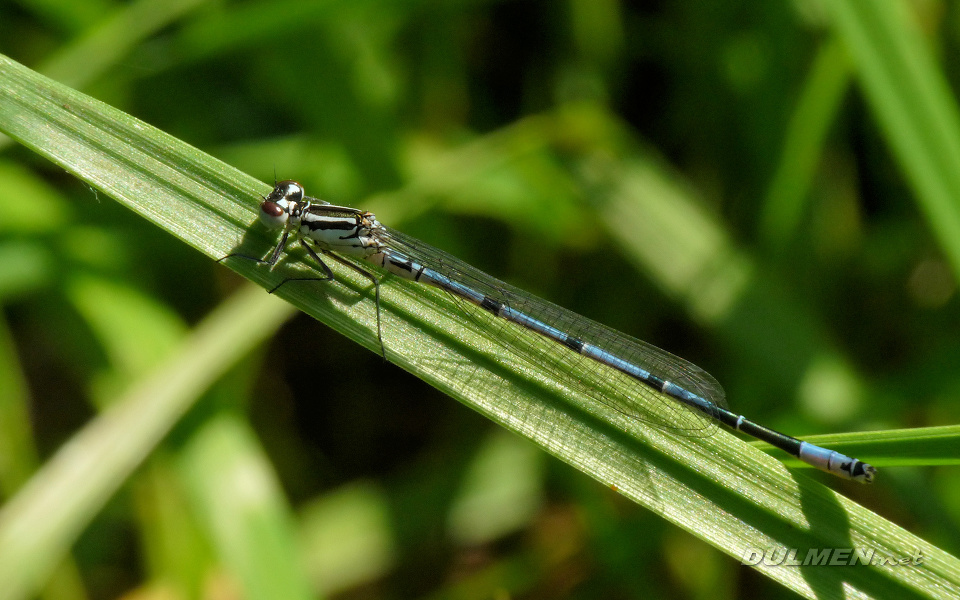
[259,180,305,229]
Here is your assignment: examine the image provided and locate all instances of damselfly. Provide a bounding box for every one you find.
[224,180,875,483]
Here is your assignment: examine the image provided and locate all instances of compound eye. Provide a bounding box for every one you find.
[278,180,304,203]
[259,200,288,229]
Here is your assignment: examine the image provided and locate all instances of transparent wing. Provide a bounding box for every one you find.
[379,226,727,436]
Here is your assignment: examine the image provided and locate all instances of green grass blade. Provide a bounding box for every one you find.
[0,0,212,153]
[180,416,315,600]
[0,285,295,600]
[39,0,211,90]
[760,38,852,247]
[762,425,960,468]
[826,0,960,276]
[1,53,959,598]
[0,318,37,498]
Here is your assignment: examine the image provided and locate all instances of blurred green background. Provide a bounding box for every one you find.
[1,0,959,598]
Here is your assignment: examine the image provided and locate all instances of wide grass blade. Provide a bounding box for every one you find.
[1,53,958,598]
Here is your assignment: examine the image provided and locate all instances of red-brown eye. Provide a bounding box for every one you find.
[259,200,289,229]
[261,201,284,217]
